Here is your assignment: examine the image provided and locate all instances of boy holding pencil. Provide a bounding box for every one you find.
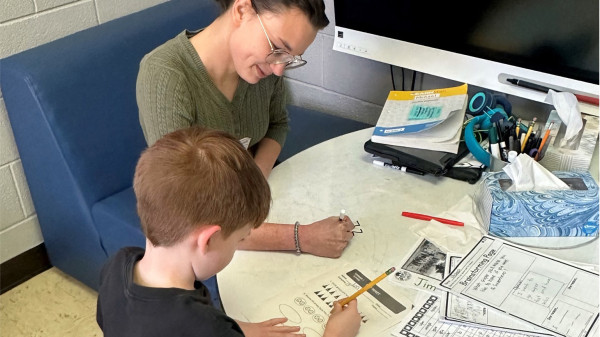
[96,126,361,337]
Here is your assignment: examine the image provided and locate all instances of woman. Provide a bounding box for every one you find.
[136,0,354,259]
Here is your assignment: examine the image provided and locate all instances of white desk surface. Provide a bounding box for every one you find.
[218,127,599,320]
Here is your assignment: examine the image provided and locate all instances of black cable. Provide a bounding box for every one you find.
[390,65,396,90]
[410,70,417,91]
[401,68,405,91]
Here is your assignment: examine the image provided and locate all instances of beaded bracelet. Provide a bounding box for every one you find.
[294,221,302,255]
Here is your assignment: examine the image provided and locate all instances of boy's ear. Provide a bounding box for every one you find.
[231,0,254,26]
[195,225,222,255]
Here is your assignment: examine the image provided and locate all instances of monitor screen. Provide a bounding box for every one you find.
[333,0,599,112]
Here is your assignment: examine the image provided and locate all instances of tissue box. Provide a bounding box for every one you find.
[475,171,599,237]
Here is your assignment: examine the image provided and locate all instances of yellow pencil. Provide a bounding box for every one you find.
[339,267,395,306]
[521,117,537,152]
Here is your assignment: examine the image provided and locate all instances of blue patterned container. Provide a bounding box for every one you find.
[475,171,599,237]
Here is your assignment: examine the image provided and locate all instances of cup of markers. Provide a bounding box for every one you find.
[489,117,552,163]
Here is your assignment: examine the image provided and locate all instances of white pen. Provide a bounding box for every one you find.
[339,209,346,221]
[372,160,425,176]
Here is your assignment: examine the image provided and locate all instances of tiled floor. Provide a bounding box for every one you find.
[0,268,102,336]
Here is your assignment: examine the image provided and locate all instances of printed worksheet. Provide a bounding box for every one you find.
[389,237,447,294]
[391,293,552,337]
[441,255,552,336]
[243,265,411,337]
[440,236,599,337]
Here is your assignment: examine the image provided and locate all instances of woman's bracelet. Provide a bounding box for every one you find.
[294,221,302,255]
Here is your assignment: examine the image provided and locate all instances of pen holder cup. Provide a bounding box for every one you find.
[474,171,599,237]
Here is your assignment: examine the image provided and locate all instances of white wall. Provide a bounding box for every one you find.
[0,0,167,263]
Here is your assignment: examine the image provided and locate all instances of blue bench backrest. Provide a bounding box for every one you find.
[2,0,220,208]
[0,0,220,289]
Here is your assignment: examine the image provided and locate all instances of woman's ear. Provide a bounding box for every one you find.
[231,0,254,26]
[195,225,222,255]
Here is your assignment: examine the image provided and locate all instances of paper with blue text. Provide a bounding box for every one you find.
[371,84,468,153]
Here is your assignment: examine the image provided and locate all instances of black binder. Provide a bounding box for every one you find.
[364,140,482,183]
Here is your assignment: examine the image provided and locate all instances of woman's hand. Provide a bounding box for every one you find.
[299,216,355,258]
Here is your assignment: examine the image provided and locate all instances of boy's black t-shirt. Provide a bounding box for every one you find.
[96,247,244,337]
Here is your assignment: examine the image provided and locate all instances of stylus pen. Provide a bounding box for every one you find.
[372,160,425,176]
[508,135,516,153]
[338,267,395,307]
[401,211,464,226]
[507,78,599,106]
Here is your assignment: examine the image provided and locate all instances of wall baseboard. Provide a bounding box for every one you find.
[0,243,51,294]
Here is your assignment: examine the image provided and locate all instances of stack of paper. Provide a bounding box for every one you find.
[438,236,599,337]
[389,236,599,337]
[372,84,468,154]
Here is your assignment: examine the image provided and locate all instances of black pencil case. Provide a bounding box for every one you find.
[364,140,471,176]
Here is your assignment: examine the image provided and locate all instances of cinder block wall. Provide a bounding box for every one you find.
[0,0,565,263]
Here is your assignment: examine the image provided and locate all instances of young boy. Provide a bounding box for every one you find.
[96,126,361,337]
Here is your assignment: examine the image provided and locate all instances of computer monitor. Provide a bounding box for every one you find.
[333,0,599,114]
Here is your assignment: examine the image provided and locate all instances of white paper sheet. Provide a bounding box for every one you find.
[441,255,552,336]
[389,237,448,294]
[243,265,412,337]
[391,293,552,337]
[440,236,599,337]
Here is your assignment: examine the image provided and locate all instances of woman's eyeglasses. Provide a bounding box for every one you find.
[256,13,307,69]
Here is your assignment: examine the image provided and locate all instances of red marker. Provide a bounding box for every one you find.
[401,211,464,226]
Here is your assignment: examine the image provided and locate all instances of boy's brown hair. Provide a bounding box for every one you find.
[133,126,271,246]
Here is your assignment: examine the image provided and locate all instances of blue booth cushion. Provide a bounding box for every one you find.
[92,187,145,255]
[280,106,371,162]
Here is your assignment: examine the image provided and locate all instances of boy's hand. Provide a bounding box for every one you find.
[300,216,355,258]
[323,300,361,337]
[236,318,305,337]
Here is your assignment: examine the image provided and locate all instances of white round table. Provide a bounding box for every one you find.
[218,127,599,319]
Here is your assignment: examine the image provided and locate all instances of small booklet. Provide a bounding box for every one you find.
[371,84,468,154]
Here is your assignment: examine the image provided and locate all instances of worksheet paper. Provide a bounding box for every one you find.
[391,293,551,337]
[243,266,411,337]
[441,255,552,336]
[440,236,599,337]
[389,237,447,294]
